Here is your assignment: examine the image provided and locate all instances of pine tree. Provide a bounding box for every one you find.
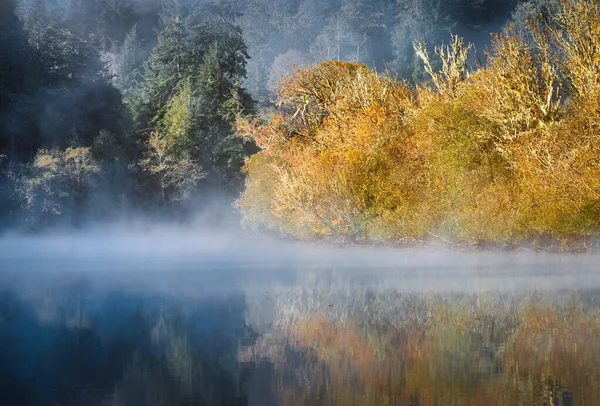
[187,28,254,189]
[0,0,37,162]
[144,17,188,120]
[141,17,255,197]
[188,20,249,80]
[115,25,141,101]
[64,0,103,38]
[21,0,49,53]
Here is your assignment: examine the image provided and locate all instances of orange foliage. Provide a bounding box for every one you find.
[237,0,600,248]
[237,61,420,240]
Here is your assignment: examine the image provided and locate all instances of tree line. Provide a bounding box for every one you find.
[0,0,554,231]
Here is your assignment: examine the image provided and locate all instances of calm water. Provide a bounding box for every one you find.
[2,233,600,405]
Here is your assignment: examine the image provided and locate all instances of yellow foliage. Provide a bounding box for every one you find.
[11,147,100,221]
[413,34,472,96]
[483,24,561,135]
[553,0,600,99]
[237,0,600,247]
[237,61,418,240]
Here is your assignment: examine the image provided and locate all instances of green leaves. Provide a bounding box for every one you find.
[139,16,255,204]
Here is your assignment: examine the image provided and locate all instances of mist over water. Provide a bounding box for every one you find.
[1,228,600,405]
[2,227,600,291]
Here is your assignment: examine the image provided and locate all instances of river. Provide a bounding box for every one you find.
[0,231,599,405]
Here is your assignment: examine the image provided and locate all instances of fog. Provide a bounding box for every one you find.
[2,225,599,295]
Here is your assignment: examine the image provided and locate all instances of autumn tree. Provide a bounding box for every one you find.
[140,132,204,207]
[237,0,600,248]
[8,147,101,226]
[237,61,418,240]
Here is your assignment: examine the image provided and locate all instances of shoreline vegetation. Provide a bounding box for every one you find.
[3,0,600,252]
[236,0,600,252]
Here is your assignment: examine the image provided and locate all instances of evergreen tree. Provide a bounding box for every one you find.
[114,25,142,101]
[0,0,38,162]
[141,18,255,200]
[191,43,254,188]
[20,0,49,53]
[188,20,249,80]
[99,0,137,44]
[144,17,188,121]
[64,0,103,39]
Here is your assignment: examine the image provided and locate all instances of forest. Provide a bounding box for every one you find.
[1,0,594,248]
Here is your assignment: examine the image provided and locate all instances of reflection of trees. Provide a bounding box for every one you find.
[3,280,600,405]
[0,288,253,406]
[245,290,600,405]
[112,294,252,406]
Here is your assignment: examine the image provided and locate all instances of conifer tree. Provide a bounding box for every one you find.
[0,0,37,162]
[115,25,141,101]
[144,17,188,120]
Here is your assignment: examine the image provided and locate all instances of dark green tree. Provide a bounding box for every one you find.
[144,17,188,121]
[190,43,255,188]
[114,25,142,101]
[141,18,255,201]
[20,0,49,53]
[0,0,38,162]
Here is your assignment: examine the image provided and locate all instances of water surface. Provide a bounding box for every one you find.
[1,233,599,405]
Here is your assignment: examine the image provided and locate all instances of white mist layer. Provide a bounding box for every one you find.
[1,226,600,293]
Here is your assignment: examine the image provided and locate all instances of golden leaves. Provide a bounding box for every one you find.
[236,0,600,247]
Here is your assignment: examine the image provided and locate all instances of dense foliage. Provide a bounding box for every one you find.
[0,0,589,241]
[0,0,258,227]
[238,0,600,248]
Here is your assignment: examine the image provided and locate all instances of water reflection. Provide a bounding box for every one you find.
[0,276,251,406]
[244,289,600,405]
[0,261,599,405]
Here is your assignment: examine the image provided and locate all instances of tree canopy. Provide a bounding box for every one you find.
[2,0,593,244]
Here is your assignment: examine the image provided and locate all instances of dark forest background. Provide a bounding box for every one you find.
[0,0,554,231]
